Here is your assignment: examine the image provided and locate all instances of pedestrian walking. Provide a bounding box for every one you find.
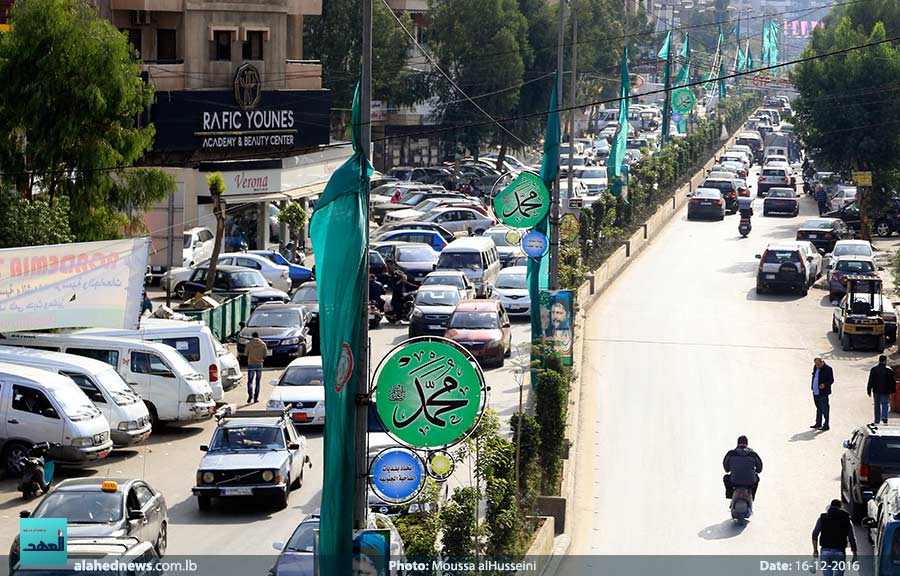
[811,357,834,431]
[812,499,857,576]
[814,186,828,216]
[245,332,268,404]
[867,355,896,425]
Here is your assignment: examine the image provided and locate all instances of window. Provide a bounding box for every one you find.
[155,337,201,362]
[243,30,264,60]
[67,347,119,368]
[157,29,176,61]
[131,352,174,378]
[12,385,58,418]
[122,28,142,56]
[191,269,208,283]
[62,372,106,403]
[134,484,154,508]
[213,30,232,61]
[235,258,262,270]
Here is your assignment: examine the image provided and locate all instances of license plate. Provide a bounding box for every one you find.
[428,325,443,330]
[369,314,375,320]
[222,487,253,496]
[765,274,775,279]
[292,412,309,422]
[808,234,817,239]
[266,350,273,356]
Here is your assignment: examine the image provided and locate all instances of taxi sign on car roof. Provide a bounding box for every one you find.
[101,481,119,492]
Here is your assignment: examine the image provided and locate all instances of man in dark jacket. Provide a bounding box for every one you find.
[867,355,896,425]
[723,435,763,499]
[811,357,835,431]
[815,186,829,216]
[812,499,857,569]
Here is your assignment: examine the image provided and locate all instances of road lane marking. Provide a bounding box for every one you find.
[585,337,807,351]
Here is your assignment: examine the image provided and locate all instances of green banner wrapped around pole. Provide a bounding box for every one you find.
[718,59,726,101]
[608,47,630,196]
[309,81,373,571]
[658,31,672,146]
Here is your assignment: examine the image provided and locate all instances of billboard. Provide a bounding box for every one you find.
[538,290,574,366]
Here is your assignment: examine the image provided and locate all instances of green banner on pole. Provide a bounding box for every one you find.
[608,47,630,196]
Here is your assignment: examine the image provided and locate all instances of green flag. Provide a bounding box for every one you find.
[657,30,671,60]
[718,59,726,100]
[674,35,690,87]
[679,33,690,59]
[761,19,770,63]
[309,81,373,570]
[528,73,557,355]
[732,25,740,43]
[737,47,746,72]
[608,47,630,196]
[746,41,754,71]
[769,21,780,72]
[658,33,671,144]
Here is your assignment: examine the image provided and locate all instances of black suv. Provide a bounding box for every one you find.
[702,178,738,212]
[841,423,900,522]
[826,199,900,238]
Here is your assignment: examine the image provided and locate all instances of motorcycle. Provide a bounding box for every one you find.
[738,218,751,237]
[384,291,416,324]
[730,486,754,524]
[18,442,57,499]
[369,301,383,329]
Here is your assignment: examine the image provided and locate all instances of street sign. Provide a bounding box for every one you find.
[504,229,522,245]
[671,112,683,123]
[568,197,584,209]
[852,171,873,186]
[493,171,551,228]
[426,450,455,481]
[671,88,695,113]
[369,447,425,504]
[521,230,549,258]
[373,337,487,449]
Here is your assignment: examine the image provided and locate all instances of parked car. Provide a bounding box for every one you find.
[420,270,476,300]
[827,198,900,238]
[762,187,799,216]
[755,243,816,295]
[265,356,325,426]
[370,184,451,223]
[237,304,312,361]
[290,281,318,315]
[211,253,292,293]
[831,185,859,210]
[182,227,215,267]
[572,166,608,195]
[180,266,290,309]
[374,229,449,252]
[371,241,440,285]
[12,478,168,566]
[372,221,456,244]
[863,477,900,574]
[841,423,900,522]
[369,250,389,283]
[417,207,496,236]
[828,255,880,300]
[796,218,854,253]
[192,409,311,510]
[444,299,512,368]
[793,240,825,281]
[701,178,738,212]
[408,285,461,337]
[825,239,876,270]
[482,226,525,268]
[249,250,313,288]
[686,188,726,221]
[492,266,530,317]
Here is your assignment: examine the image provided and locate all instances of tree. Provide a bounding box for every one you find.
[792,17,900,238]
[0,191,74,248]
[0,0,163,242]
[205,173,226,293]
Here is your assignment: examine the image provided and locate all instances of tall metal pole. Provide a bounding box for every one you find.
[353,0,372,531]
[566,1,577,212]
[550,0,565,291]
[165,191,174,308]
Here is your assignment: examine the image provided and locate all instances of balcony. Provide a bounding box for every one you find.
[285,60,321,90]
[111,0,183,10]
[142,61,185,91]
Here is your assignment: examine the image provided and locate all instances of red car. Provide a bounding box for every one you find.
[444,300,512,368]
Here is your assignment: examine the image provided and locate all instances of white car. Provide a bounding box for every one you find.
[183,227,215,267]
[164,253,292,296]
[792,240,824,280]
[266,356,325,426]
[831,186,858,210]
[492,266,530,317]
[825,239,875,270]
[420,270,476,300]
[419,207,495,236]
[572,166,608,196]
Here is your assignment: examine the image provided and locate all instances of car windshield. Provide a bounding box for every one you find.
[183,234,193,249]
[248,310,300,328]
[834,244,873,257]
[768,189,795,198]
[764,250,801,264]
[97,368,140,406]
[576,168,607,179]
[695,189,721,198]
[450,311,500,329]
[437,252,482,270]
[35,491,122,523]
[835,260,875,273]
[230,271,267,288]
[54,386,101,421]
[412,200,441,212]
[398,246,437,262]
[279,365,324,386]
[292,286,318,302]
[423,275,463,289]
[210,425,285,451]
[802,220,835,230]
[400,193,426,206]
[285,521,318,553]
[485,230,514,247]
[496,272,527,289]
[416,289,460,307]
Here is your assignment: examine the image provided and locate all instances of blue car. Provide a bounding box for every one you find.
[249,250,313,288]
[376,229,448,251]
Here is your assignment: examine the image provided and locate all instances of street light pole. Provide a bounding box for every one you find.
[565,0,577,222]
[550,0,566,291]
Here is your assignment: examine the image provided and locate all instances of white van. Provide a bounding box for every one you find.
[0,334,215,427]
[78,318,243,400]
[434,237,501,298]
[0,363,113,474]
[0,347,152,447]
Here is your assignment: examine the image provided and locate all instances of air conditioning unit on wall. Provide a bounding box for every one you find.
[131,10,151,26]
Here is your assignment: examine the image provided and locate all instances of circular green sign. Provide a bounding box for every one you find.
[671,88,695,114]
[493,171,551,229]
[374,337,487,449]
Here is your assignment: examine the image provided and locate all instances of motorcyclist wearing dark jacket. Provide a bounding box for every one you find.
[723,435,763,499]
[389,273,416,318]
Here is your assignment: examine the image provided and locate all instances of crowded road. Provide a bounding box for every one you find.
[0,305,531,555]
[569,164,889,555]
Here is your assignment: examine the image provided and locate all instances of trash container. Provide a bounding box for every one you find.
[891,365,900,413]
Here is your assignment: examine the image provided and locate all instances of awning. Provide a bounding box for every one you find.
[284,180,328,200]
[221,191,290,204]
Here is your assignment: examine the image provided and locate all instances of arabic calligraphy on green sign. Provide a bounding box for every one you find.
[492,172,551,228]
[374,338,486,449]
[671,88,695,113]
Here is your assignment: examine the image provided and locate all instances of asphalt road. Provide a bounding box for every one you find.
[0,302,531,556]
[569,165,888,556]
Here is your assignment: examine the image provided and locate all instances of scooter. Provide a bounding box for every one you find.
[384,292,416,324]
[730,486,754,524]
[738,218,751,237]
[18,442,56,499]
[369,301,383,329]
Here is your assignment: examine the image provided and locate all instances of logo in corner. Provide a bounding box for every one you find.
[233,63,261,111]
[335,343,354,393]
[19,518,67,566]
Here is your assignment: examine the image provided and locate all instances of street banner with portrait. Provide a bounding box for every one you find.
[538,290,574,366]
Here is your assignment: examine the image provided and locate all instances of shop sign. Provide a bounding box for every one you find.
[220,169,283,197]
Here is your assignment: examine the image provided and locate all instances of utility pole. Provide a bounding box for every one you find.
[165,191,174,308]
[565,0,577,217]
[353,0,372,531]
[550,0,566,291]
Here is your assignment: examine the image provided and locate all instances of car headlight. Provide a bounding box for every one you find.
[267,399,284,410]
[202,471,215,484]
[117,420,140,431]
[72,437,93,447]
[411,308,423,319]
[281,337,300,345]
[238,337,248,345]
[485,339,502,349]
[261,470,275,482]
[186,394,206,403]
